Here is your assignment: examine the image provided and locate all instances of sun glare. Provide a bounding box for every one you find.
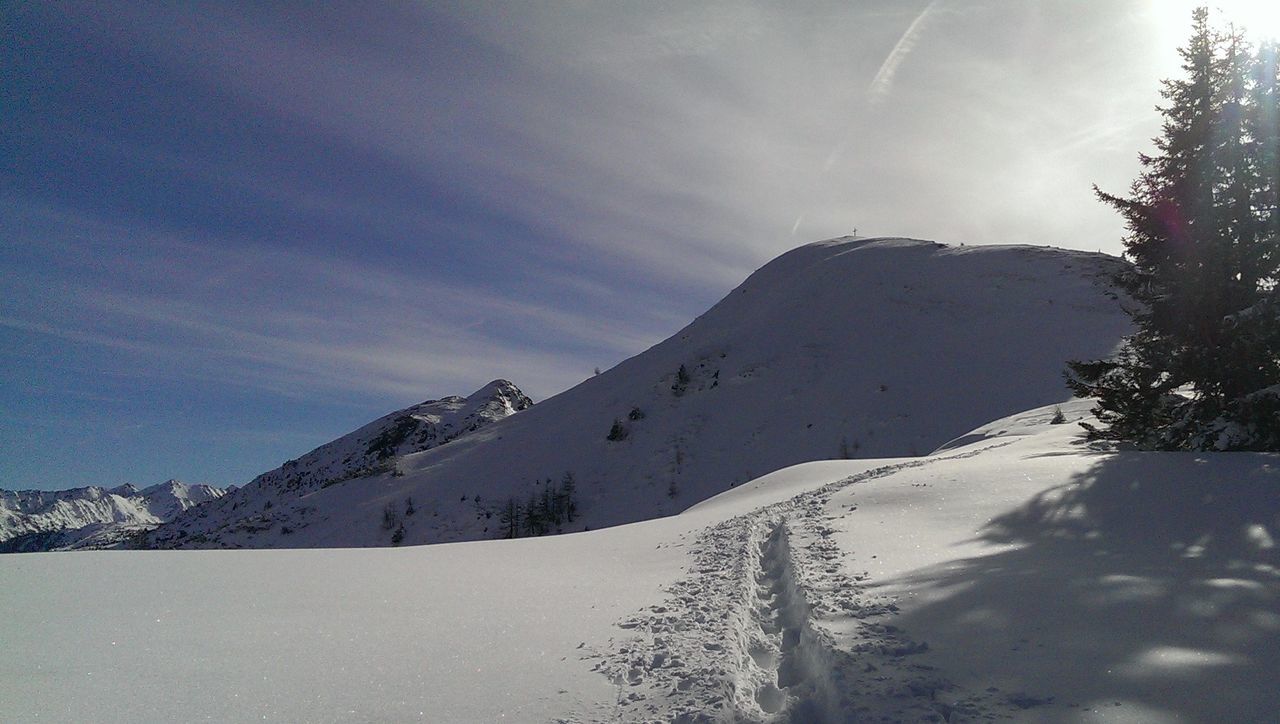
[1219,1,1280,38]
[1153,1,1280,42]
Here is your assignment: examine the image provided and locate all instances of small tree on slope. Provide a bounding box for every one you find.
[1067,8,1280,450]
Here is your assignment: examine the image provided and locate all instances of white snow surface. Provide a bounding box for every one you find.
[146,237,1133,549]
[3,400,1277,722]
[0,480,229,552]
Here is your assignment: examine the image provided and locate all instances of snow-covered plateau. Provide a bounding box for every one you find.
[2,400,1276,722]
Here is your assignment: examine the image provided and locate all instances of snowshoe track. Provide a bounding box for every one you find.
[746,521,841,720]
[593,444,1025,722]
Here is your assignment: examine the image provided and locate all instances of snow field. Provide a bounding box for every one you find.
[814,401,1280,721]
[597,400,1279,722]
[3,401,1276,722]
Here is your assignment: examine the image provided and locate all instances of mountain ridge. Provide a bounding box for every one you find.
[0,479,231,552]
[145,378,532,548]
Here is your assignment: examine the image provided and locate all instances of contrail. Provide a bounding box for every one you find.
[868,0,942,104]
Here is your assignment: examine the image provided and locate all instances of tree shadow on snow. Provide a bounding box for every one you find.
[871,453,1280,719]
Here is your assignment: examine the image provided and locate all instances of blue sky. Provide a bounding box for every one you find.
[0,1,1225,490]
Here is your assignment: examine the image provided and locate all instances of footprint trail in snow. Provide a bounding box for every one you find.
[748,521,841,720]
[591,444,1032,722]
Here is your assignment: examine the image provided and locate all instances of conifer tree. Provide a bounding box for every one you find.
[524,491,543,536]
[498,498,520,539]
[672,364,690,396]
[1068,7,1280,449]
[560,472,577,522]
[607,418,628,441]
[542,479,560,527]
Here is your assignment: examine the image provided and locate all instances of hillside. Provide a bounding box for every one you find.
[148,237,1133,550]
[145,379,532,548]
[0,480,229,553]
[4,400,1275,721]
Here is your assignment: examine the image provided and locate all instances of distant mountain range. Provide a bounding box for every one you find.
[0,480,231,552]
[140,237,1134,550]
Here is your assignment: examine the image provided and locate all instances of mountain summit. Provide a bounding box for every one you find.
[148,237,1133,549]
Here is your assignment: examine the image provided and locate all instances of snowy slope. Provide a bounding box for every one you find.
[145,379,532,548]
[597,399,1280,722]
[0,480,229,553]
[148,236,1133,549]
[4,401,1275,722]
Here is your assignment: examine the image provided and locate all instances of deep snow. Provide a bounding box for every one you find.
[3,400,1276,722]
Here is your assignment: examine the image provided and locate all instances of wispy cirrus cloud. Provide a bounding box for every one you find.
[868,0,945,104]
[2,200,677,402]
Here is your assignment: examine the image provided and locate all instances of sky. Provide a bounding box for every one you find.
[0,1,1261,491]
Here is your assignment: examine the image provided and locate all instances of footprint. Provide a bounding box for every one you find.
[749,643,777,669]
[756,683,786,714]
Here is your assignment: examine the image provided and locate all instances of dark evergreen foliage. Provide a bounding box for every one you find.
[560,471,578,522]
[1068,8,1280,450]
[381,502,398,530]
[365,415,419,460]
[672,364,690,395]
[607,418,628,441]
[498,497,520,539]
[495,473,579,539]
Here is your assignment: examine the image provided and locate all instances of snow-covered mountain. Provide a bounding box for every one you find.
[233,377,531,496]
[145,379,532,548]
[0,480,230,552]
[146,237,1133,550]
